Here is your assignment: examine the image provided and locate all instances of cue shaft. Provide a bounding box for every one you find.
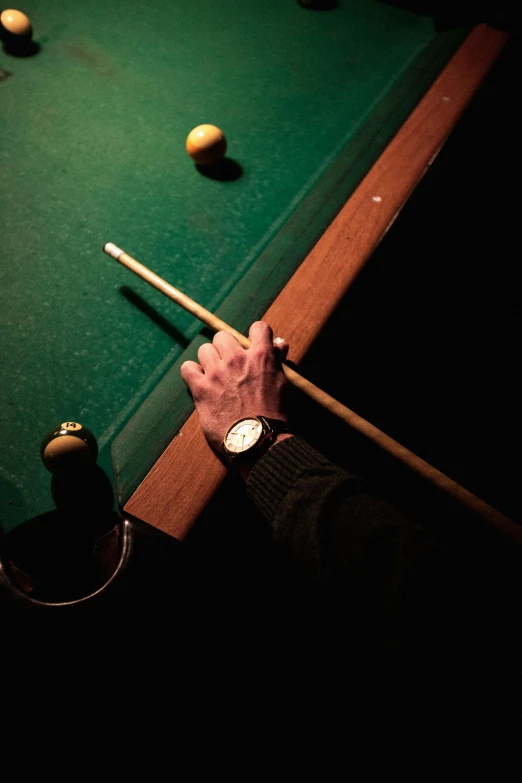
[103,242,522,546]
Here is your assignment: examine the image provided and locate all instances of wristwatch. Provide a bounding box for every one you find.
[222,416,289,463]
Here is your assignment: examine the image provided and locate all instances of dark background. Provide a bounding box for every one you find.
[294,28,522,526]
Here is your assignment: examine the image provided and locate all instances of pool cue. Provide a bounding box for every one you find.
[103,242,522,546]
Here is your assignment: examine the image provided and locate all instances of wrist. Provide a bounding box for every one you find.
[271,432,293,448]
[220,415,292,480]
[237,432,294,482]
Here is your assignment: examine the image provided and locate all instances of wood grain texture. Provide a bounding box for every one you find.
[124,24,510,540]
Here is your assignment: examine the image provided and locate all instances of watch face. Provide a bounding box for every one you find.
[224,418,264,454]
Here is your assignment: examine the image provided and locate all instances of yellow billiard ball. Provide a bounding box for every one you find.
[186,124,227,166]
[41,422,98,474]
[0,8,32,38]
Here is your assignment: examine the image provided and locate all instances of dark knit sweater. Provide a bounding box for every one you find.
[246,436,463,659]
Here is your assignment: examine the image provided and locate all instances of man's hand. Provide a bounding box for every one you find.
[180,321,289,454]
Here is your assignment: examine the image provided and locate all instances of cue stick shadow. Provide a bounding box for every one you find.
[119,286,192,350]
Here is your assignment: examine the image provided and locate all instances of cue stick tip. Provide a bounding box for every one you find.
[103,242,124,260]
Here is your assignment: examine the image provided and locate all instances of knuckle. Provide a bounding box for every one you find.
[226,353,245,371]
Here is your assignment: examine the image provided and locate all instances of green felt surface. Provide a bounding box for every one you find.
[0,0,467,533]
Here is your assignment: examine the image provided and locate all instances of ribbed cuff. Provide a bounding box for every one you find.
[246,436,332,522]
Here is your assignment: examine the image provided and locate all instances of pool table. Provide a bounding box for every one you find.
[0,1,512,547]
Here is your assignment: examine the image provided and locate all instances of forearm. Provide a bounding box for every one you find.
[246,436,446,592]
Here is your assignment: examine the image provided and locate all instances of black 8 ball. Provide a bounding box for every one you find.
[41,421,98,474]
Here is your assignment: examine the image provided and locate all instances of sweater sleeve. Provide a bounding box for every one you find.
[246,436,458,652]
